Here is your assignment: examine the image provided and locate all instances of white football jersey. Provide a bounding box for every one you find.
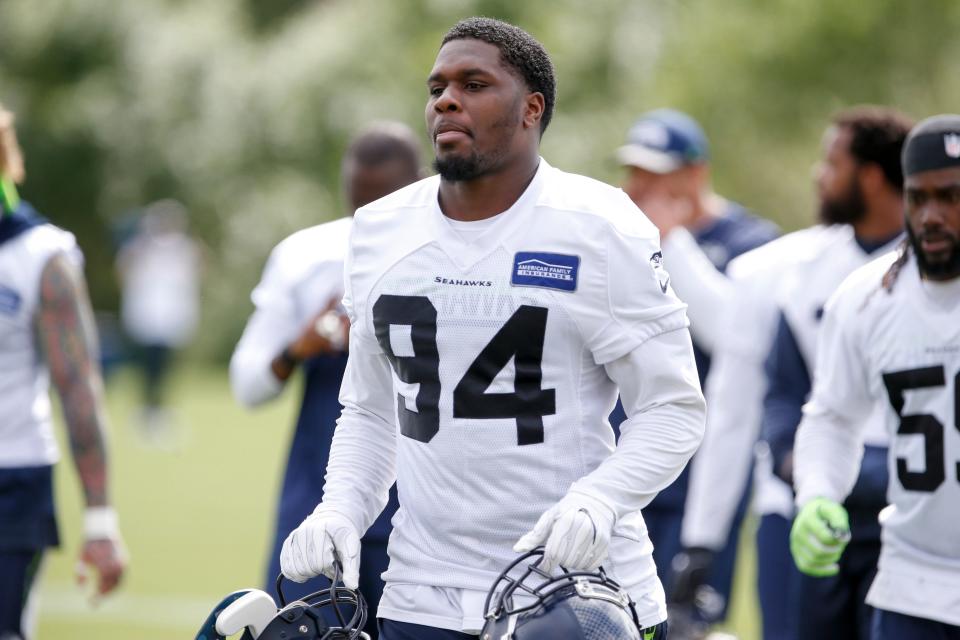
[777,225,901,446]
[796,251,960,625]
[119,230,201,347]
[682,226,832,548]
[325,159,704,628]
[230,216,351,406]
[0,224,80,467]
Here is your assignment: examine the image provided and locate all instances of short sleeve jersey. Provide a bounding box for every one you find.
[343,159,688,595]
[0,221,80,467]
[808,252,960,624]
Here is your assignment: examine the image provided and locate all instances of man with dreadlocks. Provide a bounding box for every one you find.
[761,106,912,640]
[791,114,960,639]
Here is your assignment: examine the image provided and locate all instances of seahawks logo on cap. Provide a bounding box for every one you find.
[945,133,960,159]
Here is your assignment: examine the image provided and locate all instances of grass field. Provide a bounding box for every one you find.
[35,364,760,639]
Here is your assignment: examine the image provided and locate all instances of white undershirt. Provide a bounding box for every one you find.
[442,212,506,243]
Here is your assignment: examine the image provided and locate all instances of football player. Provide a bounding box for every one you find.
[280,17,705,640]
[762,107,912,639]
[230,122,422,638]
[616,108,779,622]
[672,225,825,639]
[791,113,960,639]
[674,107,912,639]
[0,104,126,639]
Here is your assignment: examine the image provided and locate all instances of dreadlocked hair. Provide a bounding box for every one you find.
[881,237,912,293]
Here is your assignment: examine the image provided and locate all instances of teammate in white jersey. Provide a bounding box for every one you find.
[231,122,422,639]
[792,114,960,639]
[616,110,779,630]
[666,108,911,640]
[279,17,705,640]
[0,104,125,639]
[673,226,827,638]
[764,108,911,640]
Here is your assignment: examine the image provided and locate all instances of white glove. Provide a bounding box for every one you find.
[514,491,616,572]
[280,510,361,589]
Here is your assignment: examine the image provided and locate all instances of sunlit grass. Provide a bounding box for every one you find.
[37,364,760,639]
[37,363,296,639]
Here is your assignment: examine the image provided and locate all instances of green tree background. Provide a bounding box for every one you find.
[1,0,958,358]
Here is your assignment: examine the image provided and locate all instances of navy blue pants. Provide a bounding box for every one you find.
[756,513,800,640]
[610,399,749,623]
[644,474,750,622]
[378,620,475,640]
[872,608,960,640]
[378,619,668,639]
[0,549,43,638]
[135,342,173,409]
[796,538,880,640]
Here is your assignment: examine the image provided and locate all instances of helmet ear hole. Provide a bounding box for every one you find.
[256,601,337,640]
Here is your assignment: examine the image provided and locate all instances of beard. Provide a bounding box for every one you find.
[818,179,867,225]
[433,140,514,182]
[432,100,522,182]
[906,222,960,280]
[433,150,491,182]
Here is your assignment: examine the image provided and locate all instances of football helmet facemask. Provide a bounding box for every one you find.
[480,547,643,640]
[196,563,368,640]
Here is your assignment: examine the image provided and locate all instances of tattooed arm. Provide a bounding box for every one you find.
[36,252,126,596]
[38,252,110,506]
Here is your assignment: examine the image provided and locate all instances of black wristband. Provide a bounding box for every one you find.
[279,346,301,369]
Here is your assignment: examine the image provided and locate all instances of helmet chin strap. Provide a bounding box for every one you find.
[0,175,19,215]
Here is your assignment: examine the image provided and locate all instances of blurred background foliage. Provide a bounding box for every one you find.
[1,0,958,359]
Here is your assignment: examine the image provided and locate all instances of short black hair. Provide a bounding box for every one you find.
[344,121,421,176]
[441,17,556,135]
[833,106,914,192]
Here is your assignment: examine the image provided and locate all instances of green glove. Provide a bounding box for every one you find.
[790,497,851,577]
[0,175,19,215]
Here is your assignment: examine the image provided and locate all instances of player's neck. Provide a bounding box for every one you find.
[854,191,904,243]
[438,155,540,222]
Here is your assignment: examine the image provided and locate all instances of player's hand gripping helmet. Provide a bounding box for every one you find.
[195,563,368,640]
[480,547,643,640]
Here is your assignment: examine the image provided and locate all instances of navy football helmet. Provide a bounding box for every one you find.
[196,564,368,640]
[480,547,643,640]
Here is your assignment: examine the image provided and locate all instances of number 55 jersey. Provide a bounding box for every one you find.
[322,159,704,620]
[795,250,960,626]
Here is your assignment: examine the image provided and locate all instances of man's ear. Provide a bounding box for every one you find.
[858,162,885,193]
[523,92,545,131]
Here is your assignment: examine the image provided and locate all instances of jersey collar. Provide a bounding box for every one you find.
[0,202,46,246]
[428,158,549,271]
